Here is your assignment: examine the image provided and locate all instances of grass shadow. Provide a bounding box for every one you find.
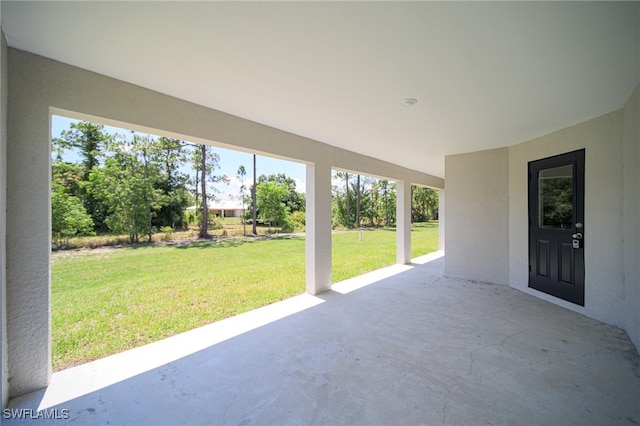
[174,235,305,250]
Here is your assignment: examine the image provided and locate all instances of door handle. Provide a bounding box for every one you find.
[572,232,583,240]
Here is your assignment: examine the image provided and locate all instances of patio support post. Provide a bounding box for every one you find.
[438,189,445,251]
[5,82,51,395]
[305,161,332,295]
[396,180,411,264]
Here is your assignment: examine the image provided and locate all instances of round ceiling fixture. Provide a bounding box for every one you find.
[401,98,418,107]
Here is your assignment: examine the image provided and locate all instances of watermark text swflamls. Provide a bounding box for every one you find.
[3,408,70,420]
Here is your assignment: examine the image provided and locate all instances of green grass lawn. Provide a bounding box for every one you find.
[51,222,438,370]
[331,222,439,282]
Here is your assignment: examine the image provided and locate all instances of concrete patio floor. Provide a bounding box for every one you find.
[5,252,640,425]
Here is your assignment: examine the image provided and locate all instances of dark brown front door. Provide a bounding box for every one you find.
[528,149,585,306]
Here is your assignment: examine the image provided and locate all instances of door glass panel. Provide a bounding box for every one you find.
[539,164,573,229]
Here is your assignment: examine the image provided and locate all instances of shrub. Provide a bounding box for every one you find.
[186,211,197,225]
[291,211,306,231]
[209,219,224,230]
[51,190,95,247]
[280,214,295,233]
[160,226,173,241]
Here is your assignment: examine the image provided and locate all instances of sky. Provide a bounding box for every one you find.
[51,115,308,205]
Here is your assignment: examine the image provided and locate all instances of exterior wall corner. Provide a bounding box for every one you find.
[444,147,509,285]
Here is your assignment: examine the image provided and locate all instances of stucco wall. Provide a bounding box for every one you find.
[623,82,640,349]
[444,147,509,285]
[1,29,8,409]
[446,103,636,342]
[6,50,53,399]
[508,111,625,327]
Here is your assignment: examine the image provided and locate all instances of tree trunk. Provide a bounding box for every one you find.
[199,145,209,238]
[345,172,350,228]
[141,146,153,243]
[252,154,257,235]
[147,205,153,243]
[356,174,361,228]
[410,185,413,224]
[194,165,200,210]
[242,199,246,236]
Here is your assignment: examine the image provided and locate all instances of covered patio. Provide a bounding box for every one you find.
[6,253,639,425]
[1,2,639,421]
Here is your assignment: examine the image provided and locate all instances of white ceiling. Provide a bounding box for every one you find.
[2,1,639,178]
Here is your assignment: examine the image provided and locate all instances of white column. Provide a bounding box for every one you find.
[1,35,8,408]
[396,180,411,264]
[6,106,51,395]
[305,161,332,294]
[439,189,445,251]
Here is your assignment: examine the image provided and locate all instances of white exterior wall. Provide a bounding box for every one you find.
[622,83,640,349]
[1,30,8,408]
[6,51,53,400]
[445,83,640,349]
[3,48,443,399]
[444,147,509,285]
[508,111,625,326]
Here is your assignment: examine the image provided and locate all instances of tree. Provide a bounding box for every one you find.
[252,154,257,235]
[356,174,361,228]
[56,121,109,179]
[51,189,94,246]
[237,165,247,235]
[189,144,227,238]
[248,172,305,231]
[85,137,162,243]
[256,181,289,231]
[353,175,374,228]
[133,135,161,242]
[257,173,305,213]
[332,172,402,229]
[51,161,84,196]
[153,137,190,229]
[411,186,439,222]
[368,177,379,226]
[53,121,112,231]
[199,144,209,238]
[332,171,352,228]
[376,179,396,226]
[345,172,350,227]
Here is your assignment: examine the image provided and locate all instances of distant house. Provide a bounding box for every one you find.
[186,200,245,218]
